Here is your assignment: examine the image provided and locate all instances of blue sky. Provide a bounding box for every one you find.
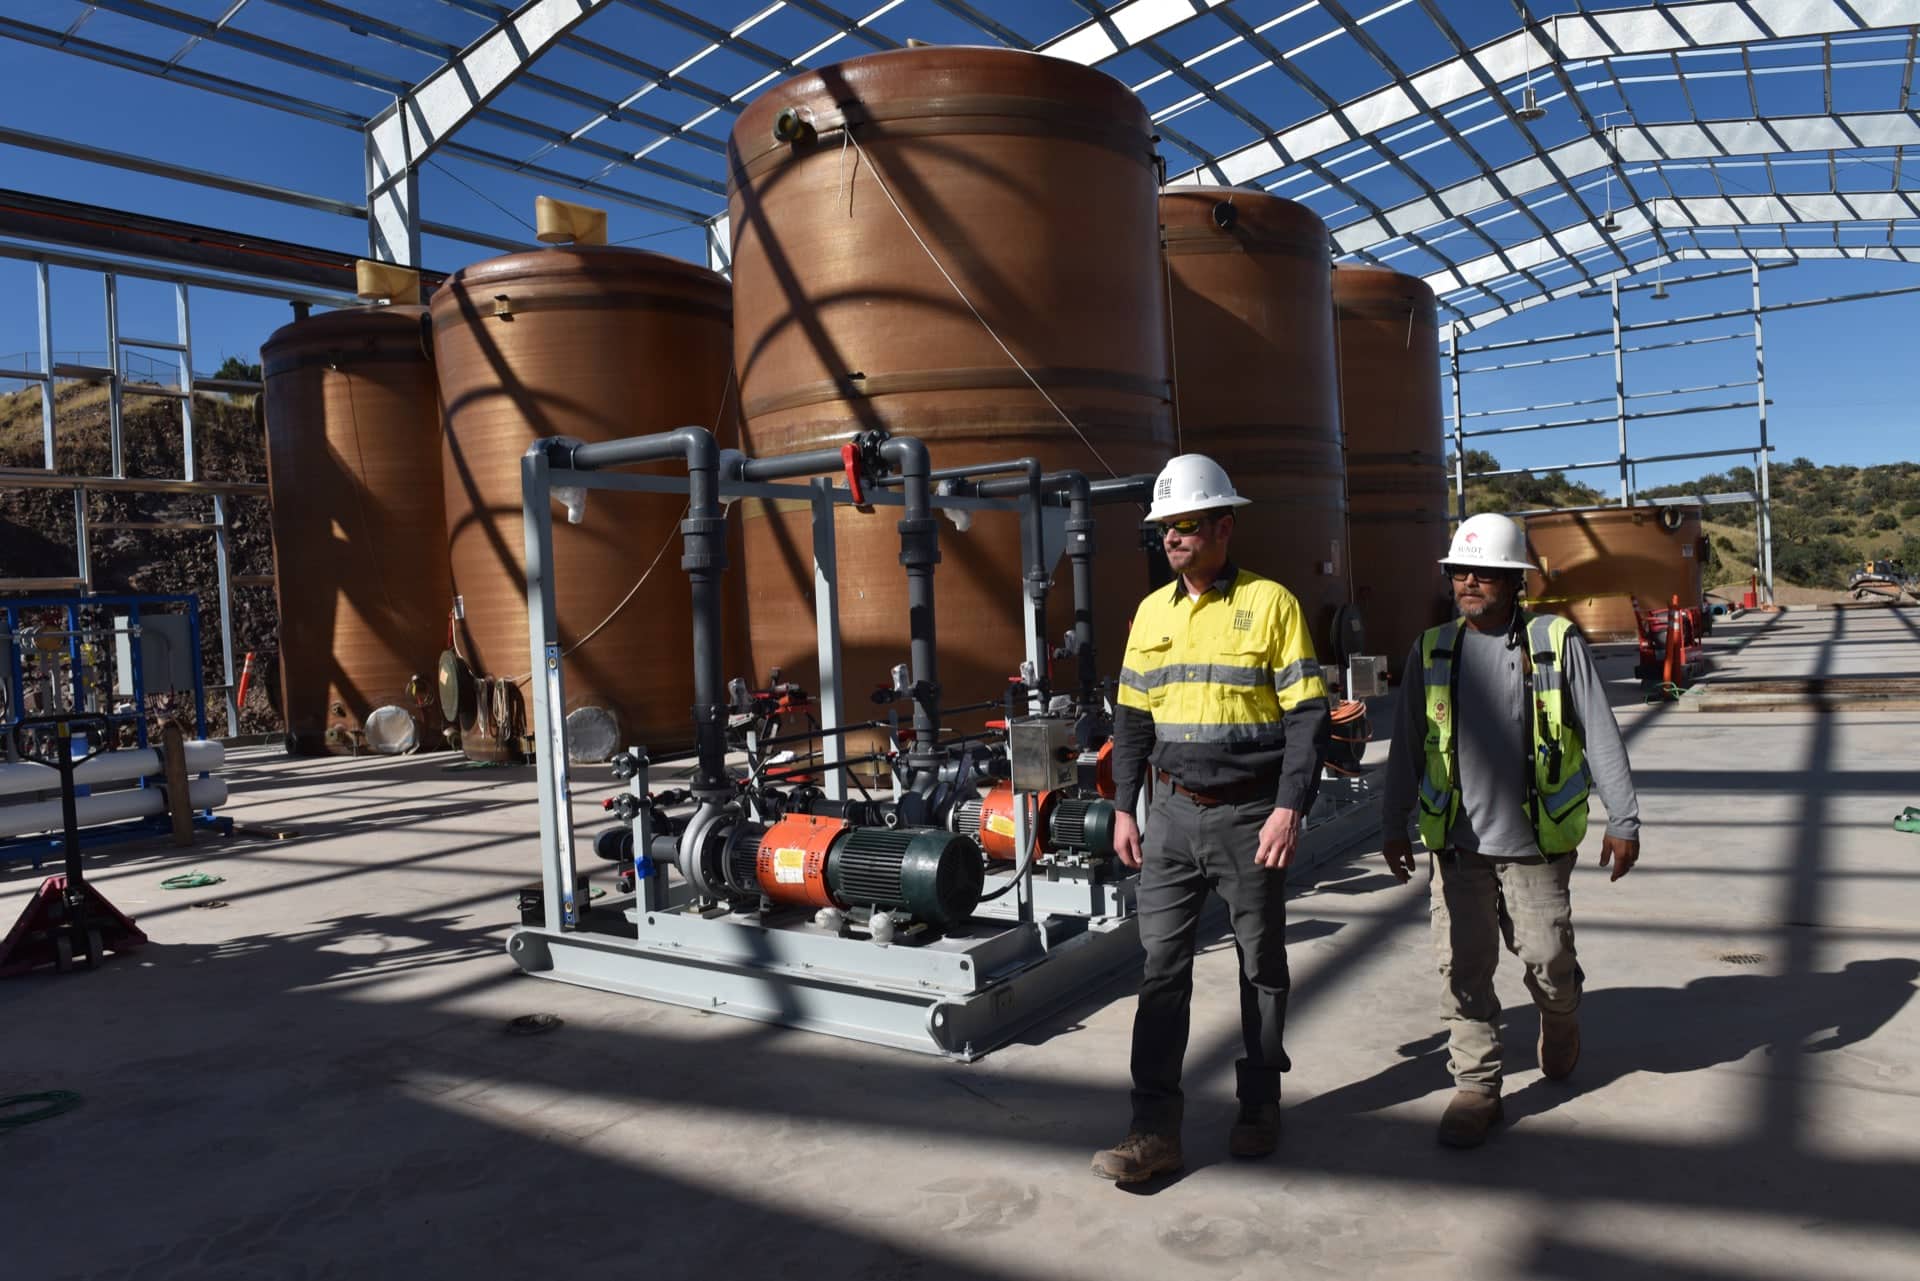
[0,0,1913,492]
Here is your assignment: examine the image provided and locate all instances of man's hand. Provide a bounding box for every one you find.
[1113,810,1142,869]
[1383,835,1418,884]
[1599,834,1639,882]
[1255,807,1302,870]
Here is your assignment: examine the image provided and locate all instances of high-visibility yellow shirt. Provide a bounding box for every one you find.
[1112,564,1330,810]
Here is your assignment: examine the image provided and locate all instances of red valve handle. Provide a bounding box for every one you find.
[841,442,868,509]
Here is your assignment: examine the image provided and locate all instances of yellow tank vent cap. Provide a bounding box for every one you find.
[354,259,422,304]
[536,196,608,246]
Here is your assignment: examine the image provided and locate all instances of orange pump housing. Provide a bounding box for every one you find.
[755,813,844,910]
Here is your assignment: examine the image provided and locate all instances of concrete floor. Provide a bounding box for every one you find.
[5,607,1919,1281]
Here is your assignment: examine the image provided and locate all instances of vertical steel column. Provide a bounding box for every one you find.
[521,447,576,932]
[365,119,422,268]
[104,272,124,479]
[1612,277,1628,507]
[176,283,196,482]
[1751,264,1776,604]
[65,602,84,715]
[73,490,92,592]
[35,260,55,468]
[211,494,239,735]
[1448,328,1466,519]
[810,477,846,803]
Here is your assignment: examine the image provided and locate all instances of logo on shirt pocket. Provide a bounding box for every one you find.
[1232,608,1254,633]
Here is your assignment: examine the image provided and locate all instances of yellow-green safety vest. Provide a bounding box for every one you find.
[1416,611,1591,855]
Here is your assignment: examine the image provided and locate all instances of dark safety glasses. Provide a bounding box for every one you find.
[1158,517,1209,537]
[1443,564,1502,583]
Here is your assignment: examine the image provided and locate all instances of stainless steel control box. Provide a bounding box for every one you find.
[1345,655,1390,699]
[1009,716,1077,793]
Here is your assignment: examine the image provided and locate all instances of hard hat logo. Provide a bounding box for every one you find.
[1442,513,1538,573]
[1145,453,1254,524]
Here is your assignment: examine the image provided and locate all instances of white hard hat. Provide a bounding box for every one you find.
[1442,513,1538,573]
[1146,453,1252,523]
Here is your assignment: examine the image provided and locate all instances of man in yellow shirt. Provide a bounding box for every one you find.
[1091,455,1332,1183]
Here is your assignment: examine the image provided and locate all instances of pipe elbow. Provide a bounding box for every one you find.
[526,435,584,468]
[879,434,930,478]
[671,425,719,474]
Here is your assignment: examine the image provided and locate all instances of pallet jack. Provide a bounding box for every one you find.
[0,716,148,976]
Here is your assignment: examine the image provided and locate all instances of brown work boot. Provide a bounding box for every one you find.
[1228,1102,1281,1158]
[1436,1090,1504,1149]
[1539,1010,1581,1081]
[1090,1131,1183,1183]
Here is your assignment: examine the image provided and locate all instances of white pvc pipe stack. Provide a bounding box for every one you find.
[0,776,229,839]
[0,740,225,799]
[0,739,231,839]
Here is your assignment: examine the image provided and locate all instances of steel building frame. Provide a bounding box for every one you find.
[3,4,1910,293]
[0,239,350,735]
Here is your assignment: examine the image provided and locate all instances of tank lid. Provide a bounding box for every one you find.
[1161,186,1329,252]
[260,304,429,366]
[1332,264,1438,318]
[732,45,1151,160]
[434,244,730,303]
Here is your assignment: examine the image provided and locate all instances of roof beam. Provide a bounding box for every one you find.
[1040,0,1229,65]
[366,0,616,266]
[0,12,362,128]
[1333,111,1920,256]
[1454,245,1920,332]
[1433,191,1920,298]
[1172,0,1920,189]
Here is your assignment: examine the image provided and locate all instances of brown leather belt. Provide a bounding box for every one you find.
[1155,768,1274,808]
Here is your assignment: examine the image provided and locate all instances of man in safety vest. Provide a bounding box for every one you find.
[1380,513,1641,1148]
[1091,454,1331,1183]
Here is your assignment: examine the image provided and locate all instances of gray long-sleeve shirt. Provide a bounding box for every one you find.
[1379,618,1640,857]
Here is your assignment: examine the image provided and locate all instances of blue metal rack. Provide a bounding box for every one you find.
[2,592,224,868]
[2,593,209,748]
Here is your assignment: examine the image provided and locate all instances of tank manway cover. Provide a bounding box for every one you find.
[565,707,621,764]
[363,705,419,755]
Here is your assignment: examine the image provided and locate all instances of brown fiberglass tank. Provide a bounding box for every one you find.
[1525,506,1707,641]
[728,46,1174,716]
[1162,186,1351,663]
[1334,265,1453,678]
[431,246,736,758]
[261,305,449,755]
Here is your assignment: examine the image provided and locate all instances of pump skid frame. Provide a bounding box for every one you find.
[507,428,1379,1058]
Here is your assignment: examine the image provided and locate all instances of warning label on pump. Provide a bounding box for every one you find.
[773,847,808,884]
[986,813,1017,838]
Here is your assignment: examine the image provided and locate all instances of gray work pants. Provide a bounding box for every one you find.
[1430,848,1582,1095]
[1129,788,1291,1135]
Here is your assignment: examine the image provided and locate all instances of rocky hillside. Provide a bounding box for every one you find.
[1642,459,1920,591]
[1451,449,1920,591]
[1,379,281,735]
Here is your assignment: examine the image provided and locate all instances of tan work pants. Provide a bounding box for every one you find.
[1430,848,1582,1095]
